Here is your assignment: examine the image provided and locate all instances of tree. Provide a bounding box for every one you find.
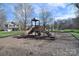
[39,7,51,27]
[73,3,79,28]
[74,3,79,9]
[14,3,33,30]
[0,4,6,30]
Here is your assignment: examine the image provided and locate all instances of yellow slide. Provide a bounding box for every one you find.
[26,26,35,34]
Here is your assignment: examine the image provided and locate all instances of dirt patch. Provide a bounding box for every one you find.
[0,33,79,56]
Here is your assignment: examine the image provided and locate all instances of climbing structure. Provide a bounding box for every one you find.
[26,18,55,39]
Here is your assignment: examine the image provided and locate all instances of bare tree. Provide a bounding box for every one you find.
[72,3,79,28]
[39,7,51,30]
[39,7,51,27]
[0,4,6,30]
[14,3,33,30]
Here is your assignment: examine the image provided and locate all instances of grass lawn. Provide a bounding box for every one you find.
[0,31,24,38]
[71,33,79,39]
[51,29,79,33]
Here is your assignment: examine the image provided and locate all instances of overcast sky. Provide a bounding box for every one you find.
[1,3,78,21]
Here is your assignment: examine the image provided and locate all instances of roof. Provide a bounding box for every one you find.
[31,18,39,22]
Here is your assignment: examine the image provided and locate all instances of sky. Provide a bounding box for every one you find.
[1,3,78,21]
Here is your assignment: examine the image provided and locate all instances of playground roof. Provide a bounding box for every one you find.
[32,18,39,22]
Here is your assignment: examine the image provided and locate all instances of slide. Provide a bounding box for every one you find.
[26,26,45,35]
[26,26,35,34]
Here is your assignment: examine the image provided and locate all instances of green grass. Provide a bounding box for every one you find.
[0,31,24,38]
[71,33,79,39]
[51,29,79,33]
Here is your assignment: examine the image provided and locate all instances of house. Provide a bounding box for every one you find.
[4,22,19,32]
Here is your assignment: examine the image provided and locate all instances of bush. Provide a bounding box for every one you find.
[0,28,3,31]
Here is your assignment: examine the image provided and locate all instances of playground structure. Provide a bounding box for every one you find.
[26,18,55,39]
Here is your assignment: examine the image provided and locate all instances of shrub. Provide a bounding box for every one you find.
[0,28,3,31]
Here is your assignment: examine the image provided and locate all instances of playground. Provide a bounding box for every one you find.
[0,18,79,56]
[0,3,79,56]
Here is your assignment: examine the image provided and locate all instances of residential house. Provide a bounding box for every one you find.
[4,22,19,32]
